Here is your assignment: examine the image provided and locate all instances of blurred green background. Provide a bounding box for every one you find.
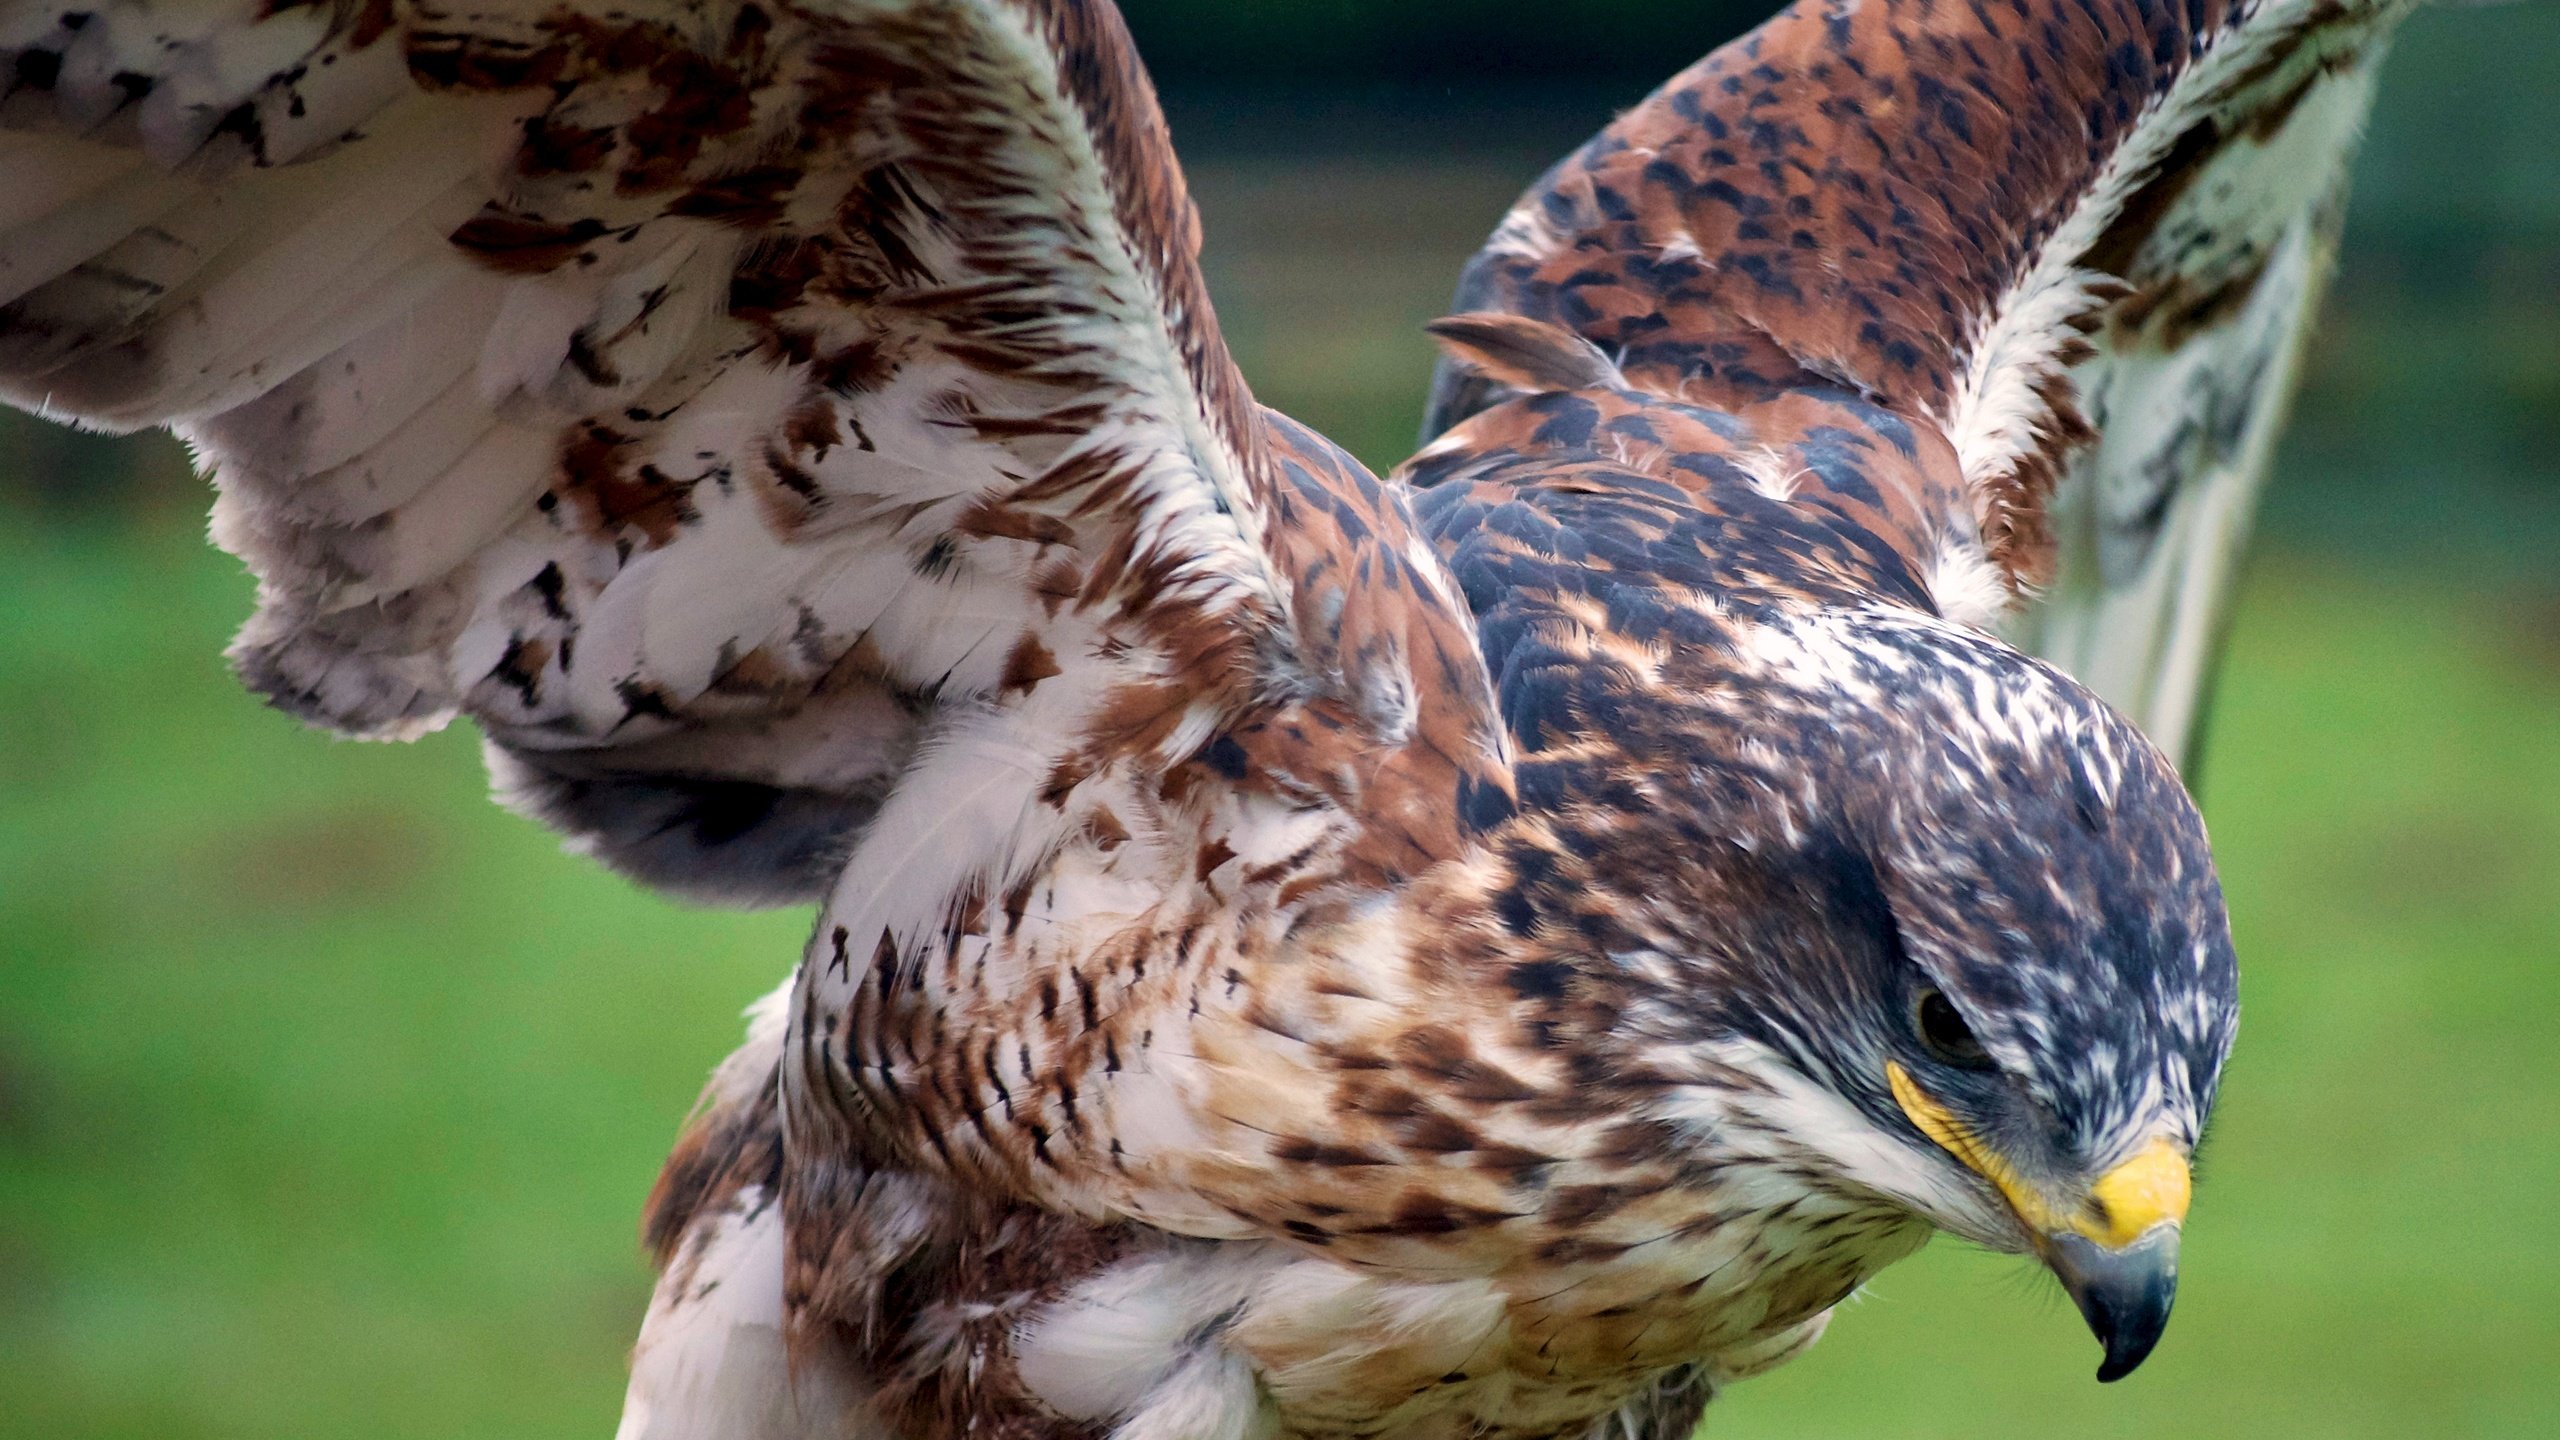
[2,3,2554,1438]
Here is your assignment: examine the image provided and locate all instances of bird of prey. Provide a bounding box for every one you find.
[0,0,2422,1436]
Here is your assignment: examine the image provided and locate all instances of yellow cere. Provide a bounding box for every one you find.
[2085,1136,2192,1247]
[1885,1061,2190,1250]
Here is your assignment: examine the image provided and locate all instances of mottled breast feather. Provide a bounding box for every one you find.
[1426,0,2412,759]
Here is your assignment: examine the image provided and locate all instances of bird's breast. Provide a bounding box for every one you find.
[1008,1188,1927,1440]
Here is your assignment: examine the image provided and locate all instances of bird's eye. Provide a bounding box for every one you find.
[1913,988,1993,1069]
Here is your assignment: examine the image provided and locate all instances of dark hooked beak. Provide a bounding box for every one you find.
[2045,1225,2180,1382]
[1887,1066,2195,1383]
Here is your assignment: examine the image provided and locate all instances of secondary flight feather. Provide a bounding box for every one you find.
[0,2,2424,1437]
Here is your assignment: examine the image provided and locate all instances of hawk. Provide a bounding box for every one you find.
[0,1,2421,1436]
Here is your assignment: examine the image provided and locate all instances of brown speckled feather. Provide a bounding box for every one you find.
[1430,0,2410,719]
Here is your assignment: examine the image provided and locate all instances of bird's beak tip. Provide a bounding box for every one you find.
[2045,1225,2180,1383]
[1886,1068,2195,1382]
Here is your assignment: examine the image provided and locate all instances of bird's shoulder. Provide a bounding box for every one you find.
[1399,356,2001,769]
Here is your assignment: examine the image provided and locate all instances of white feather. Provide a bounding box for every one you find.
[206,274,513,516]
[0,160,195,316]
[616,1190,885,1440]
[0,132,146,237]
[618,982,884,1440]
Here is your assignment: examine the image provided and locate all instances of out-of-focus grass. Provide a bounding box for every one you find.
[0,491,809,1439]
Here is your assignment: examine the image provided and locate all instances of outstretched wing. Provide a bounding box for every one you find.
[6,4,1520,1433]
[0,0,1304,905]
[1997,12,2390,762]
[1421,0,2412,765]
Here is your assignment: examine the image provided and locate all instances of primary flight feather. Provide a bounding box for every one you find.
[0,1,2423,1436]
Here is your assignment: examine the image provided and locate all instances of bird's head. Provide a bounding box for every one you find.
[1586,602,2238,1381]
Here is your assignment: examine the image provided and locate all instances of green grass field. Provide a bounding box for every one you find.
[3,7,2556,1437]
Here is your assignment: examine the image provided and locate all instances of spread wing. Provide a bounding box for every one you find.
[1420,0,2413,766]
[5,4,1518,1432]
[0,0,1354,906]
[1996,14,2391,763]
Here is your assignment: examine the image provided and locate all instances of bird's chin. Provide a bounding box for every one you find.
[1927,1205,2039,1254]
[1808,1154,2031,1258]
[1877,1178,2035,1253]
[1860,1135,2036,1251]
[1669,1047,2042,1250]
